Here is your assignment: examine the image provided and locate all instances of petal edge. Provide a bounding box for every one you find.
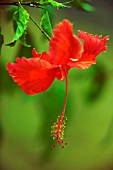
[72,31,109,69]
[6,57,57,95]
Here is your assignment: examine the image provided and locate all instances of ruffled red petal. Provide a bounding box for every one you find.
[32,49,66,80]
[32,48,52,63]
[6,57,57,95]
[32,48,41,58]
[49,20,83,65]
[71,31,109,69]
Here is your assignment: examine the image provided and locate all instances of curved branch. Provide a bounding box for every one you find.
[0,1,40,7]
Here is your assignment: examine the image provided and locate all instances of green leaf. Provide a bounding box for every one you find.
[13,8,31,47]
[0,28,4,55]
[40,10,52,38]
[80,2,95,12]
[37,0,70,9]
[73,0,95,12]
[20,31,31,47]
[48,0,70,9]
[7,6,29,46]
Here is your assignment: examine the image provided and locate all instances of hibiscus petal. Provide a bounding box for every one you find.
[32,48,41,58]
[73,31,109,69]
[32,48,52,64]
[6,57,57,95]
[49,20,83,65]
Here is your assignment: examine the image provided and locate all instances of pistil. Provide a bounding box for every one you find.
[51,68,68,149]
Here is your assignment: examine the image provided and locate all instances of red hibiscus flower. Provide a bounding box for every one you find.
[6,20,109,148]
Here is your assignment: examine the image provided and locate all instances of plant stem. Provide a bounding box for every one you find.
[57,70,68,137]
[29,16,51,41]
[0,1,51,41]
[0,1,40,7]
[51,68,68,149]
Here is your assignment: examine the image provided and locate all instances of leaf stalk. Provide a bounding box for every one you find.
[29,15,51,41]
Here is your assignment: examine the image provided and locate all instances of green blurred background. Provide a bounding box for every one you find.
[0,0,113,169]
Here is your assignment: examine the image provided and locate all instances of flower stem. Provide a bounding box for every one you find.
[51,68,68,149]
[61,71,68,117]
[29,16,51,41]
[56,71,68,140]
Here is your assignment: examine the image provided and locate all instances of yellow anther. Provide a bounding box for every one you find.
[51,115,67,142]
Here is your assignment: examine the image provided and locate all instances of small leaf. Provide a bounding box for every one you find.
[80,2,95,12]
[73,0,95,12]
[48,0,70,9]
[20,31,31,47]
[13,8,31,47]
[0,28,4,55]
[7,6,29,46]
[37,0,70,9]
[40,10,52,37]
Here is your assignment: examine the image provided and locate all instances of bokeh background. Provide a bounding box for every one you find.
[0,0,113,169]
